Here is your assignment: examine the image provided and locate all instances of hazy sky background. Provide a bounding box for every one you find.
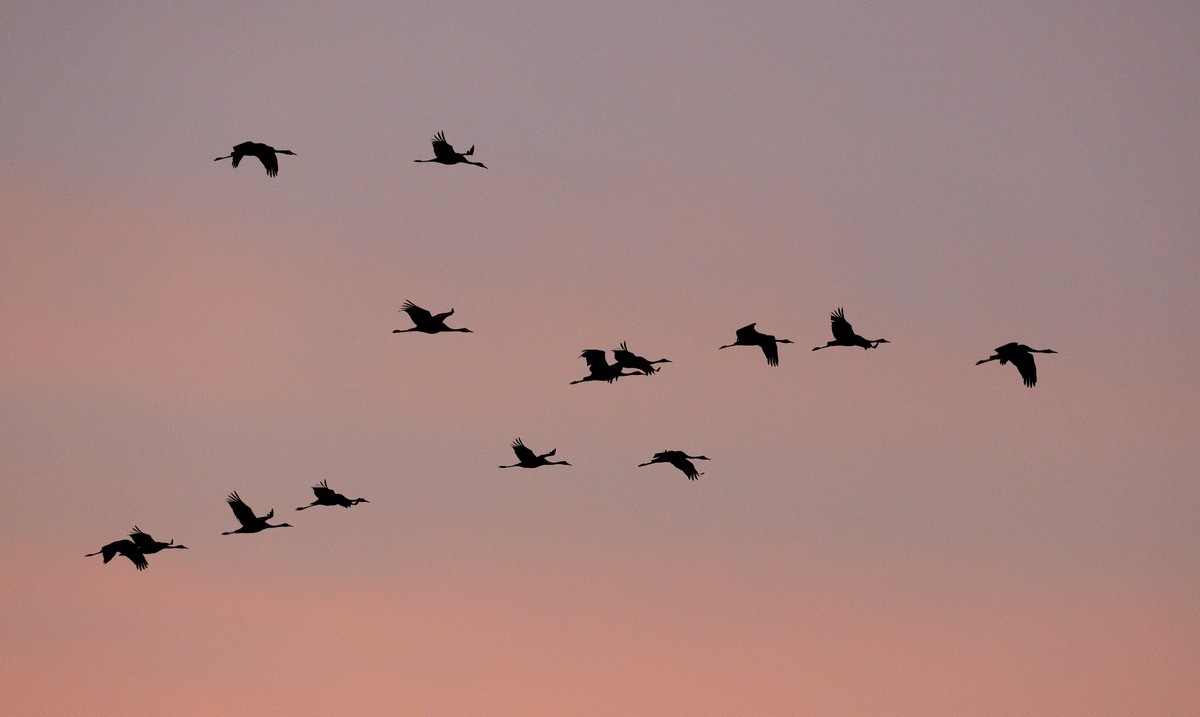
[2,3,1197,715]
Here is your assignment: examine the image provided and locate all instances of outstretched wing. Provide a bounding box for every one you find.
[125,545,150,570]
[226,492,257,528]
[671,456,702,480]
[511,438,537,463]
[761,339,780,366]
[312,480,339,502]
[580,349,608,374]
[257,150,279,177]
[104,540,148,570]
[401,300,434,324]
[1011,351,1038,387]
[613,341,659,374]
[229,141,253,168]
[128,526,155,550]
[830,308,855,341]
[611,341,637,362]
[431,131,456,160]
[734,323,759,343]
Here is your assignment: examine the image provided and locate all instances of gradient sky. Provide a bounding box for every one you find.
[2,3,1198,715]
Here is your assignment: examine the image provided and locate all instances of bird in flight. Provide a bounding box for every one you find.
[976,342,1057,387]
[499,438,572,468]
[612,341,671,375]
[638,451,710,481]
[213,142,296,177]
[85,538,149,571]
[221,492,293,535]
[719,323,794,366]
[393,301,472,334]
[570,349,641,384]
[296,480,369,510]
[414,131,487,168]
[128,526,188,556]
[812,308,890,351]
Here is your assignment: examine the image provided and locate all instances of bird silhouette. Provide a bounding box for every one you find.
[612,341,671,375]
[221,492,292,535]
[638,451,710,481]
[976,342,1057,387]
[719,323,794,366]
[499,438,572,468]
[393,300,472,334]
[85,539,149,571]
[213,142,296,177]
[570,349,641,384]
[128,526,188,555]
[414,131,487,168]
[296,480,369,510]
[812,308,890,351]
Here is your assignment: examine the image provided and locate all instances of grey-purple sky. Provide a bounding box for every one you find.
[2,3,1198,715]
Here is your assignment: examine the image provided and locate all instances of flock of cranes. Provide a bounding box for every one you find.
[89,133,1058,570]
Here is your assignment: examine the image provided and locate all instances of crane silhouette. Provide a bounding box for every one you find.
[719,323,794,366]
[499,438,572,468]
[570,349,640,384]
[812,308,890,351]
[393,300,472,334]
[221,492,293,535]
[414,131,487,168]
[976,342,1057,387]
[85,539,149,571]
[638,451,710,480]
[296,480,369,510]
[612,341,671,375]
[128,526,188,555]
[213,142,296,177]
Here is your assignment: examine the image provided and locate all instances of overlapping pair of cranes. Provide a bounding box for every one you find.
[90,132,1057,570]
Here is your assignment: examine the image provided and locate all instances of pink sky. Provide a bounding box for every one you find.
[2,3,1197,715]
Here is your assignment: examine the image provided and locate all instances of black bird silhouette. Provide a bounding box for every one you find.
[221,492,292,535]
[414,131,487,168]
[570,349,640,384]
[85,539,148,571]
[393,301,472,334]
[296,480,369,510]
[719,323,794,366]
[612,341,671,375]
[499,438,572,468]
[128,526,188,555]
[812,308,890,351]
[638,451,711,481]
[976,342,1058,387]
[213,141,296,177]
